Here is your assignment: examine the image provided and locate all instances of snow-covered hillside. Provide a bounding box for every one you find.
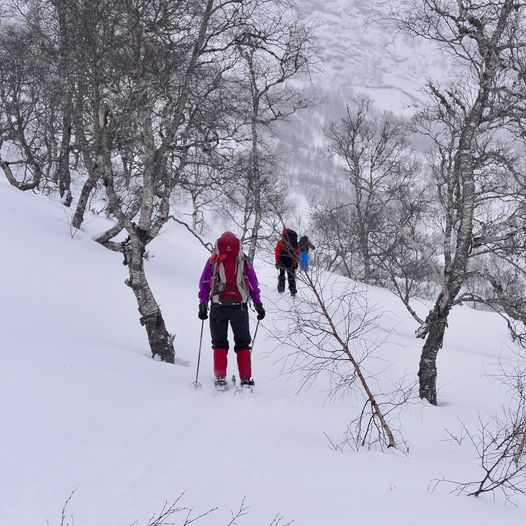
[275,0,450,205]
[1,179,526,525]
[298,0,447,112]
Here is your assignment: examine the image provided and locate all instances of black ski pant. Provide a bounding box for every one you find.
[278,266,297,294]
[209,303,251,350]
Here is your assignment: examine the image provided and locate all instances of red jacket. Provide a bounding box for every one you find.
[275,229,300,267]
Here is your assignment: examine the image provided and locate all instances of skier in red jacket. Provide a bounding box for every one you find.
[275,228,300,296]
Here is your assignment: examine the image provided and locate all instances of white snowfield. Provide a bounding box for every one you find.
[1,179,525,525]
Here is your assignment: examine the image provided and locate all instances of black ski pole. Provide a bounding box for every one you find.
[192,319,205,390]
[251,319,260,355]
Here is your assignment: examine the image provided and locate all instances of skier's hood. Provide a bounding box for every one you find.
[218,231,238,244]
[211,231,240,263]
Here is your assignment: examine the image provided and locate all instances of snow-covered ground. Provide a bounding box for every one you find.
[1,179,526,526]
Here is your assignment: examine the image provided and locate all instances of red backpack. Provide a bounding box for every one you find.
[210,232,250,305]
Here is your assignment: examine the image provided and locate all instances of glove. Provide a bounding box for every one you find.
[198,303,208,320]
[254,303,265,321]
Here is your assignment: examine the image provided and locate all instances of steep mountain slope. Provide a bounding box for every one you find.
[275,0,449,206]
[1,179,526,526]
[299,0,446,112]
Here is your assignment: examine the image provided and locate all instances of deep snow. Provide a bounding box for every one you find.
[1,179,526,526]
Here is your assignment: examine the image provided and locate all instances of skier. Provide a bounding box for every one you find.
[275,228,300,296]
[299,235,315,272]
[198,231,265,390]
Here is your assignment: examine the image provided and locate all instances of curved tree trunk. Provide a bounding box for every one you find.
[71,171,98,229]
[0,159,42,191]
[124,237,175,363]
[417,107,478,404]
[72,96,100,230]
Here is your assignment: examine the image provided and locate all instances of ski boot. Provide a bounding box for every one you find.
[214,377,228,392]
[240,378,255,392]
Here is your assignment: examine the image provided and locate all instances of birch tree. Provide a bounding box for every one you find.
[324,95,434,321]
[386,0,526,404]
[73,0,247,363]
[274,266,408,450]
[0,20,53,192]
[326,1,526,406]
[0,0,311,364]
[0,0,78,204]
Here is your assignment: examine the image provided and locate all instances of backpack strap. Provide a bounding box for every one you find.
[236,245,249,304]
[209,249,221,302]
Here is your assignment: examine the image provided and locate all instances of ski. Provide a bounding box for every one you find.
[235,378,255,394]
[213,375,255,394]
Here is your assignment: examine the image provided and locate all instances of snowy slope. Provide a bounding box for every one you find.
[298,0,447,112]
[2,180,526,526]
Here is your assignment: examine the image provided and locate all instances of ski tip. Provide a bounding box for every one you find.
[235,385,255,395]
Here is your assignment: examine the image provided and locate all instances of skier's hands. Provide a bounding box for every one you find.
[198,303,208,320]
[254,303,266,321]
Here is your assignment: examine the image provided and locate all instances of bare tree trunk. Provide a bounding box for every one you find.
[0,159,38,190]
[71,87,100,230]
[420,0,516,406]
[57,92,73,206]
[0,151,42,191]
[417,76,484,404]
[99,165,176,364]
[124,237,175,363]
[71,170,98,229]
[355,202,372,283]
[55,0,73,206]
[191,192,198,231]
[247,52,261,261]
[137,105,156,231]
[418,295,451,405]
[304,270,397,448]
[247,126,261,260]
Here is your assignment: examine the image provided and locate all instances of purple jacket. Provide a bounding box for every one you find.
[198,257,261,304]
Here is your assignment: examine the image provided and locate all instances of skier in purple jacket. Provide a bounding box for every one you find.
[198,231,265,389]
